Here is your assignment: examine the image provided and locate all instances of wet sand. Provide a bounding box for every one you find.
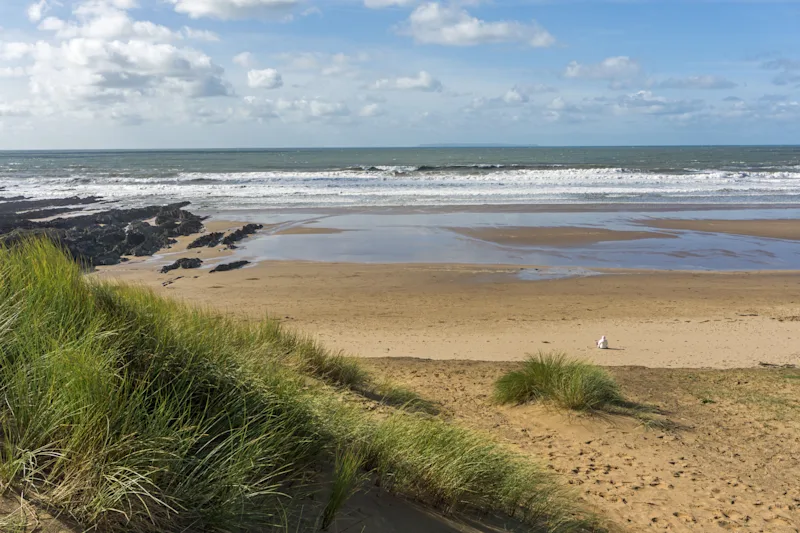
[448,226,677,246]
[644,218,800,241]
[273,226,351,236]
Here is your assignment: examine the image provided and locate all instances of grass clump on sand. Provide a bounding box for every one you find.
[0,239,603,532]
[495,352,623,411]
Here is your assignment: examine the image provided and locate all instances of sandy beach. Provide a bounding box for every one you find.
[642,219,800,241]
[91,211,800,532]
[98,213,800,369]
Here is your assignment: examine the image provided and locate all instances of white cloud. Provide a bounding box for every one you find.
[233,52,254,67]
[168,0,298,20]
[306,99,349,117]
[614,91,705,116]
[650,75,736,90]
[0,42,33,61]
[0,102,33,117]
[402,2,555,47]
[372,70,442,92]
[321,53,362,76]
[761,57,800,86]
[467,84,555,111]
[0,67,27,78]
[358,103,384,117]
[564,56,640,80]
[247,68,283,89]
[182,27,220,41]
[242,96,350,122]
[1,0,234,127]
[365,0,416,8]
[503,88,528,104]
[27,0,51,23]
[277,51,369,77]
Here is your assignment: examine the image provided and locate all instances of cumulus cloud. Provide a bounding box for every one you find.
[247,68,283,89]
[182,27,220,41]
[242,96,351,121]
[371,70,442,91]
[564,56,640,80]
[0,67,27,78]
[401,2,555,47]
[468,84,555,111]
[168,0,299,20]
[277,51,369,77]
[505,84,554,101]
[650,75,736,90]
[0,102,33,117]
[761,57,800,86]
[358,103,384,117]
[233,52,254,67]
[365,0,416,7]
[0,0,234,127]
[0,42,33,61]
[614,91,705,116]
[27,0,51,23]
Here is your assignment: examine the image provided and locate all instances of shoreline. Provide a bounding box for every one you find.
[198,202,800,216]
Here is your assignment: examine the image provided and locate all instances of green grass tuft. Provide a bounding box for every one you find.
[320,447,367,530]
[495,352,623,411]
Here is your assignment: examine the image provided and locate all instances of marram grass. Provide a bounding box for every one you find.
[495,352,623,411]
[0,239,604,532]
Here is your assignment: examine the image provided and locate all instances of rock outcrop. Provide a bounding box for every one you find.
[0,197,207,267]
[221,224,263,247]
[187,232,224,249]
[160,257,203,274]
[210,260,250,273]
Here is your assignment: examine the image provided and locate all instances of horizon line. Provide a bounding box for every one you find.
[2,143,800,152]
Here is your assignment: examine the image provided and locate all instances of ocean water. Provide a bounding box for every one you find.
[1,146,799,209]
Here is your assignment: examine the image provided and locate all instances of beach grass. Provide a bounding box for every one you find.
[320,447,367,530]
[0,239,603,532]
[495,352,623,411]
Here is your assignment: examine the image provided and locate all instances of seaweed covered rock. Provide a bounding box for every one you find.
[0,198,207,267]
[210,260,250,273]
[155,205,205,237]
[221,224,263,247]
[160,257,203,274]
[187,232,224,249]
[125,221,174,257]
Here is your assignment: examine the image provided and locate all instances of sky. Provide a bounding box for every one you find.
[0,0,799,149]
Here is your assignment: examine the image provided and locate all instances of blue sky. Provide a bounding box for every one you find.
[0,0,799,148]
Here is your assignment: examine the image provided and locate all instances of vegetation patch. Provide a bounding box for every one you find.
[0,240,602,532]
[495,352,623,411]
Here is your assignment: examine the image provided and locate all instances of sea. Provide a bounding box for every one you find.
[1,146,800,210]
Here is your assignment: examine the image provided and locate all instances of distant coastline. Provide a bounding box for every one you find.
[417,143,539,148]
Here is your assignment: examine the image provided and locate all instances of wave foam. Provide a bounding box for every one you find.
[4,167,800,208]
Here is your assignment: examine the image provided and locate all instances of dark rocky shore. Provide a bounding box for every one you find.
[0,196,262,270]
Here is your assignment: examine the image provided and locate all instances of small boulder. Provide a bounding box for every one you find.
[210,260,250,273]
[160,257,203,274]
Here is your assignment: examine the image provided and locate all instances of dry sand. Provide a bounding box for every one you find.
[99,258,800,369]
[362,359,800,532]
[448,226,678,246]
[643,219,800,241]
